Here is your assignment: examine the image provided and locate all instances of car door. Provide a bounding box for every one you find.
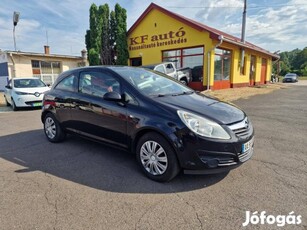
[69,70,128,148]
[51,73,77,126]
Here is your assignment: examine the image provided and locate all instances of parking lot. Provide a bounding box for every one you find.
[0,83,306,229]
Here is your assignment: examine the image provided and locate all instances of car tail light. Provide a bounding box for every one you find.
[43,100,56,107]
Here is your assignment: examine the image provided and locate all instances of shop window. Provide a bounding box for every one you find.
[214,48,232,81]
[162,46,204,81]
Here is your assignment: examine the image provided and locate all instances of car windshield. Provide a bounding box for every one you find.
[14,79,46,88]
[285,74,296,78]
[111,67,193,97]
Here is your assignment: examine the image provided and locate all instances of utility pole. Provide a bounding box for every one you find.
[241,0,247,43]
[240,0,247,68]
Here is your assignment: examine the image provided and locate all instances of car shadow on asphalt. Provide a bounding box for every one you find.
[0,130,228,194]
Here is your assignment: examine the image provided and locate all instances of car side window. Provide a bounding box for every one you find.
[54,74,76,92]
[155,65,165,74]
[124,91,138,106]
[79,71,120,97]
[165,63,175,74]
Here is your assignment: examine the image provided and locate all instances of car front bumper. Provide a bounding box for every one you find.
[172,123,254,174]
[13,94,44,107]
[283,78,296,82]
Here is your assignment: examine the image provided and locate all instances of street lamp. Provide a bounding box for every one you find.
[13,11,20,51]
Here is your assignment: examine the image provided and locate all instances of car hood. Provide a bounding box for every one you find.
[155,92,245,125]
[14,87,50,94]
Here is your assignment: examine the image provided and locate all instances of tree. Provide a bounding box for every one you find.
[292,48,307,71]
[278,47,307,76]
[85,4,101,65]
[85,3,128,66]
[99,4,111,65]
[114,4,129,65]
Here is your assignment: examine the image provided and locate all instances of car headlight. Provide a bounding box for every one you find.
[177,110,231,139]
[15,91,30,95]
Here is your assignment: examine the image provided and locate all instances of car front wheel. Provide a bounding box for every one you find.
[43,113,66,143]
[11,98,18,111]
[180,79,188,85]
[136,132,180,182]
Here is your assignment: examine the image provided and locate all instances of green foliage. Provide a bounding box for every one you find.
[99,4,111,65]
[85,3,128,66]
[88,48,100,66]
[278,47,307,76]
[114,4,129,65]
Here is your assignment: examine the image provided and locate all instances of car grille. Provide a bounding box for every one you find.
[238,147,253,162]
[218,157,236,166]
[228,117,251,138]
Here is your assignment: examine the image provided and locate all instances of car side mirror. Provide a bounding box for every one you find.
[5,85,12,89]
[103,91,122,101]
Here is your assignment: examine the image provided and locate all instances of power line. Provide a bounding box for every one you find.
[167,3,307,9]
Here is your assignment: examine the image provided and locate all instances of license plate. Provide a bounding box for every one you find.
[242,138,253,153]
[32,102,42,107]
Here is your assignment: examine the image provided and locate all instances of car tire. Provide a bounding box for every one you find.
[11,98,18,111]
[180,79,188,85]
[136,132,180,182]
[43,113,66,143]
[4,96,10,106]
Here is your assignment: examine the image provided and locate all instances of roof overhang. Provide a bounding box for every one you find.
[5,51,83,60]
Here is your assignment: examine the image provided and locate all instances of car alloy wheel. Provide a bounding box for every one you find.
[43,113,66,142]
[45,116,56,139]
[136,132,180,182]
[140,140,168,175]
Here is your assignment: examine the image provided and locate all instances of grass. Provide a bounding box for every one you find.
[299,76,307,80]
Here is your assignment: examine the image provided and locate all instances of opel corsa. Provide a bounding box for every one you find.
[41,66,254,182]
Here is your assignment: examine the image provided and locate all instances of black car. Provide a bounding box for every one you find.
[41,66,254,182]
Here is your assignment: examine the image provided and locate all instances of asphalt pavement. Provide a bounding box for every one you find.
[0,83,306,229]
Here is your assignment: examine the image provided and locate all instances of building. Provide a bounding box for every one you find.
[127,3,279,90]
[0,46,88,90]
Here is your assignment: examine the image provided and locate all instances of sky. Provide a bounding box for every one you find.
[0,0,306,56]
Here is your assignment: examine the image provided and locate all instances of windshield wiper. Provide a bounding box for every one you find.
[172,91,194,96]
[151,93,167,97]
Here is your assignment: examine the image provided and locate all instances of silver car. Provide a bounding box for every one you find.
[283,73,298,83]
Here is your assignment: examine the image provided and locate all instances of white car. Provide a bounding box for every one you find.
[142,62,191,85]
[4,77,50,111]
